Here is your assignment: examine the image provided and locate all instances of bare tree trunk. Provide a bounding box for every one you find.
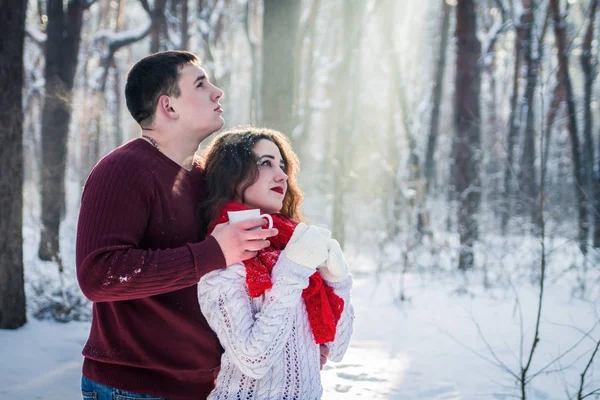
[580,0,600,248]
[518,0,539,227]
[294,0,321,158]
[178,0,189,50]
[38,0,90,261]
[318,9,341,177]
[197,0,221,80]
[480,0,507,225]
[141,0,168,53]
[244,0,261,125]
[331,0,365,248]
[111,0,125,145]
[453,0,482,270]
[550,0,588,254]
[543,81,563,166]
[502,4,525,233]
[425,0,451,194]
[261,0,302,134]
[384,100,402,239]
[112,65,123,145]
[0,0,27,330]
[116,0,125,29]
[581,0,597,194]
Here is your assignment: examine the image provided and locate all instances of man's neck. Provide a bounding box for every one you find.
[142,129,200,171]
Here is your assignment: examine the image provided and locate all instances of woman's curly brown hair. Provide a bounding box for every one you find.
[198,127,305,237]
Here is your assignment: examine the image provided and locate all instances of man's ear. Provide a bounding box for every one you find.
[157,95,179,120]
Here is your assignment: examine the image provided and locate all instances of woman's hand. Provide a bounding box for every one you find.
[283,223,331,270]
[318,238,349,282]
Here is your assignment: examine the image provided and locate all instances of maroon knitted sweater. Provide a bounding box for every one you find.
[76,138,226,400]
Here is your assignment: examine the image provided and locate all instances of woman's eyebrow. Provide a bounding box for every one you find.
[256,154,285,166]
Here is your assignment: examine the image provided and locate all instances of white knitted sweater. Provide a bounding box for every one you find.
[198,253,354,400]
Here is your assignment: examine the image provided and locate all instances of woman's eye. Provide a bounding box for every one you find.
[259,160,272,167]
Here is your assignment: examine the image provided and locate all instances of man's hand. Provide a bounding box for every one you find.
[319,344,329,370]
[210,219,278,266]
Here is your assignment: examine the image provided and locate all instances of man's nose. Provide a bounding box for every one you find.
[212,87,224,102]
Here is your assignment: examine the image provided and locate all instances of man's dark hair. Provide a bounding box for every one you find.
[125,50,200,128]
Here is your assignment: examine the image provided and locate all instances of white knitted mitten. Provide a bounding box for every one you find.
[318,238,349,282]
[314,226,332,239]
[283,223,331,270]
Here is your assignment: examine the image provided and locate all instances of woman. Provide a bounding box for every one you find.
[197,127,354,399]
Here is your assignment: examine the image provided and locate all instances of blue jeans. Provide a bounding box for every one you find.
[81,375,167,400]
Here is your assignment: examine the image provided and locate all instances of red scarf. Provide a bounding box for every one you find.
[207,201,344,344]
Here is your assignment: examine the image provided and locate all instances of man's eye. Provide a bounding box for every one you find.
[196,82,203,88]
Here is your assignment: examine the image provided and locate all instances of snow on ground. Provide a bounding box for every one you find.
[0,319,90,399]
[2,266,599,399]
[322,270,600,399]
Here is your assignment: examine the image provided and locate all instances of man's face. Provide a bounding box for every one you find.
[170,64,224,140]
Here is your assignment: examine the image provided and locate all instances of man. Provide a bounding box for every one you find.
[76,51,277,400]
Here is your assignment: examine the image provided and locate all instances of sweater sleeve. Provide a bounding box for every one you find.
[76,155,225,302]
[324,275,354,362]
[198,254,314,380]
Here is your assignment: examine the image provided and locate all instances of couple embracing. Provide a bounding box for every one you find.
[76,50,354,400]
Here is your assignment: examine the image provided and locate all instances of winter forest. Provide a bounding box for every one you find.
[1,0,600,398]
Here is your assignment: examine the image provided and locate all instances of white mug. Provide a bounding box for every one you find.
[227,209,273,230]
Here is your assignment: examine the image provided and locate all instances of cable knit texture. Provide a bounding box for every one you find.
[207,201,344,344]
[198,254,354,400]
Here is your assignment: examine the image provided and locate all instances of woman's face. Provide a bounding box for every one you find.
[240,139,288,214]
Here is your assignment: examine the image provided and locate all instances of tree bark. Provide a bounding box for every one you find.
[111,0,125,145]
[580,0,597,191]
[38,0,90,261]
[331,0,368,248]
[480,0,507,224]
[543,81,563,167]
[502,4,525,233]
[550,0,588,254]
[425,0,451,194]
[140,0,168,53]
[518,0,539,227]
[453,0,482,270]
[197,0,227,86]
[0,0,28,329]
[580,0,600,248]
[244,0,261,125]
[379,0,424,234]
[180,0,189,50]
[261,0,302,134]
[293,0,321,158]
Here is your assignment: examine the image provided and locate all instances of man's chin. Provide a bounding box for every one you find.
[211,118,226,133]
[200,120,226,140]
